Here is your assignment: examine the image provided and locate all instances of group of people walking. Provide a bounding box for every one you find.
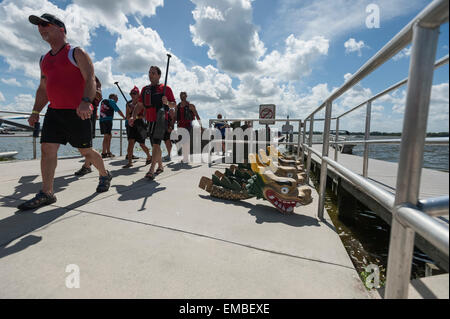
[18,13,201,211]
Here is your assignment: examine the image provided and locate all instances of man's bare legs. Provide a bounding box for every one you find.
[140,143,152,162]
[78,147,108,176]
[102,133,112,155]
[41,143,60,195]
[148,144,163,174]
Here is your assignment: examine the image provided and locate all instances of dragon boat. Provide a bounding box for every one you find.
[198,148,312,214]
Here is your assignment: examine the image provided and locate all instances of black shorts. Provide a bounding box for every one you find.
[100,121,113,135]
[126,119,147,144]
[40,107,92,148]
[147,122,162,145]
[163,130,172,142]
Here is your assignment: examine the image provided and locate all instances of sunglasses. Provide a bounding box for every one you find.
[130,92,138,95]
[39,22,51,27]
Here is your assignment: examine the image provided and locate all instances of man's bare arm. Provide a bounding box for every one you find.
[74,47,96,120]
[29,72,48,127]
[191,104,202,127]
[129,102,145,126]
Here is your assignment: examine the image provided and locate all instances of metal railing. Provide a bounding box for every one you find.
[300,0,449,299]
[0,110,128,159]
[207,118,303,167]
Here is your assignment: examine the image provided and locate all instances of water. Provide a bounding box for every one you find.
[309,171,436,288]
[0,130,169,161]
[351,136,449,173]
[282,134,448,287]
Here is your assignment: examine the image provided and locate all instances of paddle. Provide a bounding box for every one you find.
[114,81,131,105]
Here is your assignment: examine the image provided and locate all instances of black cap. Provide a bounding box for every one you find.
[29,13,66,34]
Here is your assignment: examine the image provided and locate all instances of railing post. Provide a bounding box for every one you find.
[385,22,440,299]
[301,120,306,164]
[306,116,314,184]
[318,101,332,220]
[334,118,340,161]
[363,101,372,177]
[297,120,302,158]
[208,119,212,168]
[119,119,123,156]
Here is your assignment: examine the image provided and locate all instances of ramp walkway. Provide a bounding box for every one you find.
[0,155,370,298]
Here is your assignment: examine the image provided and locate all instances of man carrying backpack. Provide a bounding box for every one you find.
[129,65,176,180]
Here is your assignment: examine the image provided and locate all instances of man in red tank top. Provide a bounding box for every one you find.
[18,13,112,210]
[129,66,176,180]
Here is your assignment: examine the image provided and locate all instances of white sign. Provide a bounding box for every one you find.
[259,104,276,125]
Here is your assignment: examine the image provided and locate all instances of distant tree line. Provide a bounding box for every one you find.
[309,131,449,137]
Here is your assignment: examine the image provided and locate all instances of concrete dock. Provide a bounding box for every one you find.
[307,144,449,273]
[0,155,372,298]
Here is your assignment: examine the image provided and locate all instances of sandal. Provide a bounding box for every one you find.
[145,172,155,180]
[18,190,57,211]
[145,157,152,165]
[155,167,164,175]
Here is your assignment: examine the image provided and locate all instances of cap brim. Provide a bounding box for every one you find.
[29,15,50,25]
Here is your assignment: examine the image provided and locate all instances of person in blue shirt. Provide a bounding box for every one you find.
[213,113,229,154]
[99,93,126,158]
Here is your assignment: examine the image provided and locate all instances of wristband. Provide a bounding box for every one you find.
[32,110,39,115]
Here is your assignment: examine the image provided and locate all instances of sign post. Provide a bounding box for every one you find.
[282,116,294,152]
[259,104,276,147]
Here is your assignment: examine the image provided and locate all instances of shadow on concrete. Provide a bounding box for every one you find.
[0,174,80,208]
[0,235,42,259]
[0,192,99,259]
[247,204,320,227]
[166,161,203,172]
[109,165,141,177]
[108,159,130,167]
[113,180,166,212]
[198,194,319,228]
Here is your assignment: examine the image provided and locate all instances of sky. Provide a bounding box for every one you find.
[0,0,448,133]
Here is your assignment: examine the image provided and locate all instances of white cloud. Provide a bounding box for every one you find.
[1,78,22,87]
[258,35,329,81]
[0,91,5,102]
[344,38,367,56]
[0,0,164,80]
[428,82,449,132]
[190,0,266,74]
[115,26,169,73]
[1,94,35,112]
[393,46,412,61]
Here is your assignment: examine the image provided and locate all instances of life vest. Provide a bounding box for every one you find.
[177,102,194,121]
[141,84,168,122]
[99,99,115,119]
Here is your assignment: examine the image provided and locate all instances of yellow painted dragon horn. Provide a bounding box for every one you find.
[248,153,266,175]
